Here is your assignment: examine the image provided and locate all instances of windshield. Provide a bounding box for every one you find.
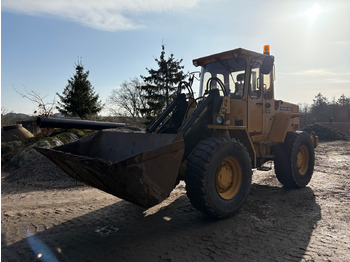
[199,58,247,98]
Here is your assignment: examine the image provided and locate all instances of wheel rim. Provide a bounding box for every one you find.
[215,156,242,200]
[296,145,309,175]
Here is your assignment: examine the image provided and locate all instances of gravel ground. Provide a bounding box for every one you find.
[1,141,350,261]
[2,154,85,192]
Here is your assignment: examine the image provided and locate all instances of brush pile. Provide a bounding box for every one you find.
[302,123,349,142]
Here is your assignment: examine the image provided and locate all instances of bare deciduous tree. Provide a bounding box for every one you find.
[15,87,56,117]
[107,77,147,118]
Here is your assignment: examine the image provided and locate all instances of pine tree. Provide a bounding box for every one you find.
[57,62,102,119]
[140,45,187,124]
[311,93,329,122]
[338,94,349,106]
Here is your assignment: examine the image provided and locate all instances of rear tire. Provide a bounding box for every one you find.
[274,131,315,188]
[185,137,252,218]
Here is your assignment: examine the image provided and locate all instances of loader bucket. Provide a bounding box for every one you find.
[36,130,185,208]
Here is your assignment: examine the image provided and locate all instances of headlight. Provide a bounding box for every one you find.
[216,115,224,125]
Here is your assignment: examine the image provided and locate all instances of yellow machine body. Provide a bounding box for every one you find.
[37,46,316,212]
[193,48,302,167]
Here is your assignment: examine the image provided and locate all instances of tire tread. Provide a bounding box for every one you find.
[185,137,252,218]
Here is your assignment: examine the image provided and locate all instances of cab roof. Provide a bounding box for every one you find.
[193,48,269,67]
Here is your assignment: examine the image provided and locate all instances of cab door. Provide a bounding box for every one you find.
[262,71,274,134]
[247,63,263,134]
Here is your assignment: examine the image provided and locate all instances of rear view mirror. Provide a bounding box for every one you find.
[261,56,274,74]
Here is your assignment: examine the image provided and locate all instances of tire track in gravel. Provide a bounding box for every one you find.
[2,183,321,262]
[2,141,350,262]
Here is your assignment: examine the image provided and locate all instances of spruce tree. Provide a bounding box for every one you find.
[57,62,102,119]
[140,45,187,124]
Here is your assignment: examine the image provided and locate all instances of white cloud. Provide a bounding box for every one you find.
[2,0,204,31]
[288,69,350,85]
[296,69,336,76]
[326,78,350,84]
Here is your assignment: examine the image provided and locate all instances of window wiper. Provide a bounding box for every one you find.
[220,60,236,84]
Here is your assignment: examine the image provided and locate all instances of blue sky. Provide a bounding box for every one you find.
[2,0,350,115]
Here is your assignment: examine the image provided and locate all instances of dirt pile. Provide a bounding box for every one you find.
[2,155,85,193]
[2,131,81,170]
[2,131,87,192]
[302,123,349,141]
[2,129,141,193]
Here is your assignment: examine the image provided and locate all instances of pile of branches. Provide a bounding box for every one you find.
[302,124,349,142]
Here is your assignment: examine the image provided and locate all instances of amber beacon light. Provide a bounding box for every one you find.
[263,45,270,55]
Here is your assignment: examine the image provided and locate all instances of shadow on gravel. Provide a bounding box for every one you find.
[2,184,321,262]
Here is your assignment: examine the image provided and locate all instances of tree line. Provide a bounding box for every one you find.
[2,44,186,128]
[300,93,350,127]
[5,44,349,129]
[56,44,186,123]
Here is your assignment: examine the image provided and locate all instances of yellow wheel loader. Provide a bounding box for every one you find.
[37,46,318,218]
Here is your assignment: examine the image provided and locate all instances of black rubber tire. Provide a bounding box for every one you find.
[185,137,252,218]
[274,131,315,188]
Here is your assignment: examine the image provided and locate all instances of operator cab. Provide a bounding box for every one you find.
[193,47,275,133]
[193,47,274,100]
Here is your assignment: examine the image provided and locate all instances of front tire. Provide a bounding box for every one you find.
[185,137,252,218]
[274,131,315,188]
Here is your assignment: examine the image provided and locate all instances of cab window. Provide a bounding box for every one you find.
[199,58,247,98]
[263,72,273,100]
[229,70,245,99]
[249,62,260,99]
